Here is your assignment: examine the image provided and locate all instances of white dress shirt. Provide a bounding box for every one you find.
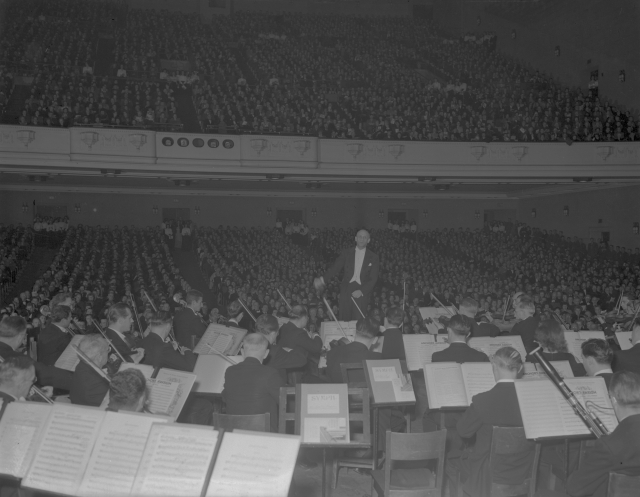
[350,247,366,285]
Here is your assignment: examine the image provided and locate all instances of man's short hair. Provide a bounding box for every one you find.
[148,311,172,327]
[610,371,640,408]
[107,303,131,324]
[0,316,27,338]
[289,305,308,320]
[515,296,535,313]
[51,305,71,323]
[460,297,479,316]
[227,300,242,318]
[0,356,35,386]
[185,290,203,306]
[385,307,404,327]
[492,346,524,376]
[581,339,613,365]
[108,369,147,411]
[447,314,472,337]
[242,333,269,354]
[78,334,108,361]
[255,314,279,335]
[50,292,71,308]
[355,316,379,339]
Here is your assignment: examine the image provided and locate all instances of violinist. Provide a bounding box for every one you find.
[278,305,322,361]
[140,311,197,372]
[104,303,145,364]
[38,304,73,366]
[0,356,37,419]
[173,290,207,348]
[459,298,500,338]
[70,335,110,407]
[613,318,640,375]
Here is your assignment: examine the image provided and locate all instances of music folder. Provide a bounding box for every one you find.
[364,359,415,405]
[423,362,496,409]
[298,383,350,444]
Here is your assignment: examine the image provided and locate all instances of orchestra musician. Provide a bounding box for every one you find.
[459,298,501,338]
[0,356,37,419]
[581,339,614,389]
[277,305,322,361]
[104,303,145,364]
[531,320,586,377]
[225,300,244,329]
[255,314,306,382]
[140,311,197,372]
[379,307,406,361]
[173,290,208,348]
[432,315,490,364]
[314,229,379,321]
[613,318,640,375]
[70,335,110,407]
[509,296,539,353]
[37,305,73,366]
[106,369,148,413]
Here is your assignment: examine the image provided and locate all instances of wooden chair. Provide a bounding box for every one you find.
[278,386,297,435]
[211,413,270,433]
[371,429,447,497]
[488,427,541,497]
[607,472,640,497]
[340,362,367,388]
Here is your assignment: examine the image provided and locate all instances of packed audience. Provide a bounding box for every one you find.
[1,1,636,142]
[0,225,34,304]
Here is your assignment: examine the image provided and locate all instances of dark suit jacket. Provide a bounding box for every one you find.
[278,322,322,359]
[37,322,72,366]
[0,341,73,391]
[596,372,614,390]
[457,382,531,497]
[140,332,197,372]
[263,344,307,382]
[0,391,16,420]
[222,357,285,432]
[567,414,640,497]
[471,321,501,338]
[323,247,379,298]
[380,327,406,361]
[326,341,382,383]
[69,361,109,407]
[105,328,136,363]
[432,342,490,364]
[173,307,208,348]
[510,315,540,353]
[613,343,640,375]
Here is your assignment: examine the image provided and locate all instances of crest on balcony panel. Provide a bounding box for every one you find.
[387,144,405,160]
[346,142,363,159]
[16,130,36,148]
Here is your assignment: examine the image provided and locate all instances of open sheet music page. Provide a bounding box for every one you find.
[564,331,606,363]
[468,336,527,361]
[616,331,633,351]
[460,363,496,400]
[154,369,197,420]
[131,424,218,497]
[22,404,105,495]
[402,335,443,371]
[0,402,52,478]
[193,354,244,395]
[206,431,301,497]
[146,378,180,417]
[194,324,247,356]
[54,334,84,371]
[423,363,468,408]
[77,411,168,497]
[522,361,574,380]
[565,377,618,433]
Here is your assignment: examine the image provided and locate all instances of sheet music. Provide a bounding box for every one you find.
[522,361,574,380]
[146,378,180,417]
[154,369,197,420]
[0,402,52,478]
[54,335,84,371]
[616,331,633,351]
[78,412,168,497]
[205,431,301,497]
[402,335,441,371]
[565,377,618,434]
[564,331,606,363]
[418,307,456,320]
[194,324,246,356]
[303,417,348,443]
[22,404,105,495]
[391,375,416,402]
[193,354,243,395]
[132,424,218,497]
[423,363,468,408]
[460,363,496,401]
[211,333,233,354]
[468,336,527,361]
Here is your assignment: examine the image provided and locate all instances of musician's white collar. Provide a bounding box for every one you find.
[497,379,515,383]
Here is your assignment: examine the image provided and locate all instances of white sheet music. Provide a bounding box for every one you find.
[616,331,633,351]
[460,363,496,400]
[423,363,467,408]
[193,354,244,395]
[0,402,52,478]
[402,335,441,371]
[131,424,218,497]
[565,377,618,434]
[154,369,197,420]
[211,333,233,354]
[418,307,456,320]
[22,404,105,495]
[564,331,606,363]
[77,412,168,497]
[54,335,84,371]
[206,431,301,497]
[147,378,180,417]
[468,336,527,361]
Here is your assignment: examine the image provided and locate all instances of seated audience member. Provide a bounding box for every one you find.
[567,371,640,497]
[510,296,539,353]
[326,316,382,383]
[37,304,73,366]
[225,300,245,328]
[278,305,322,359]
[255,314,306,381]
[106,369,148,413]
[140,311,197,372]
[105,303,145,364]
[581,339,614,388]
[432,315,490,363]
[0,316,72,390]
[0,356,36,418]
[173,289,207,348]
[453,347,531,497]
[532,320,586,377]
[70,335,110,407]
[459,298,500,338]
[613,318,640,374]
[222,333,285,432]
[380,306,406,361]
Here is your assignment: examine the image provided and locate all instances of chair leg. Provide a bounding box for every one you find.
[332,459,339,489]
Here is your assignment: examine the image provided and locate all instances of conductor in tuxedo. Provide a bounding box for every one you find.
[105,303,145,365]
[612,318,640,375]
[0,356,37,419]
[314,229,379,321]
[37,304,73,366]
[173,290,208,349]
[567,371,640,497]
[222,333,286,432]
[140,311,197,372]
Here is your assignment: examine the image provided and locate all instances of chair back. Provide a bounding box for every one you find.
[340,362,367,387]
[212,413,270,433]
[489,427,540,497]
[278,386,297,435]
[607,472,640,497]
[382,429,447,497]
